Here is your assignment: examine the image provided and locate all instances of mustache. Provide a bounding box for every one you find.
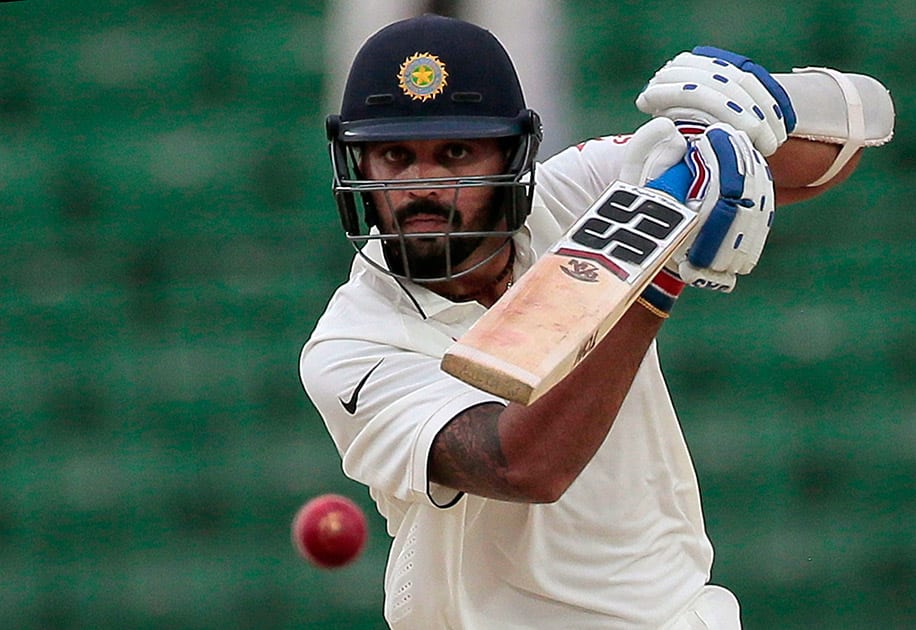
[394,198,461,228]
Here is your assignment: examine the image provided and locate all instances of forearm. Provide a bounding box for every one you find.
[770,138,862,205]
[429,303,663,503]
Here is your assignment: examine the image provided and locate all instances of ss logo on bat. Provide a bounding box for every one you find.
[570,189,686,266]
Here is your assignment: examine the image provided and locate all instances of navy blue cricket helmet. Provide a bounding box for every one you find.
[326,13,542,282]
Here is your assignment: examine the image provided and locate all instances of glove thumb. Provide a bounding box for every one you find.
[618,117,687,186]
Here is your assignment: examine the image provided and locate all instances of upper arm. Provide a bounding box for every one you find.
[428,402,521,502]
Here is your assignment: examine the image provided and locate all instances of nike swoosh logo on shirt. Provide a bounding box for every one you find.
[339,358,384,415]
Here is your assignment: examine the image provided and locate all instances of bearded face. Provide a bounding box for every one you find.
[359,137,511,281]
[379,191,505,280]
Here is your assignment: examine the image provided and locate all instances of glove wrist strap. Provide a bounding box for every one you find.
[638,269,686,318]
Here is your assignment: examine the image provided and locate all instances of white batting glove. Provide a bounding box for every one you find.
[613,118,692,316]
[672,122,776,292]
[617,117,688,185]
[636,46,797,156]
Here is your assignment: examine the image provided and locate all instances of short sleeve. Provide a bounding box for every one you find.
[301,336,505,509]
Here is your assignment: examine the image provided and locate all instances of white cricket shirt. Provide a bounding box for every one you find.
[301,135,718,628]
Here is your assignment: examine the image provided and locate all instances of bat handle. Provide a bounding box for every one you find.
[644,161,691,204]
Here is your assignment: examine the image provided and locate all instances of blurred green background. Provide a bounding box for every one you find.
[0,1,912,628]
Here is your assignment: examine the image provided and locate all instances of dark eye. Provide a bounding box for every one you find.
[381,145,411,164]
[443,143,470,161]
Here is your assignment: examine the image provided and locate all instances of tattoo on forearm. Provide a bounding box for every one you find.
[429,403,516,499]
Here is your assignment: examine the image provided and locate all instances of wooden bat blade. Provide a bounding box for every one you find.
[441,179,698,405]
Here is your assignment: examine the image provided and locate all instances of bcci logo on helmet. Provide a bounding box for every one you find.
[398,53,448,101]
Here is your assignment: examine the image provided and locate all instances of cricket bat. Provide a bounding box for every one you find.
[441,163,696,405]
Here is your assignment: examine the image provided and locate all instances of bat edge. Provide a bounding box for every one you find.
[441,343,539,405]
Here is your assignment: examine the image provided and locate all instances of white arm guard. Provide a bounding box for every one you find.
[775,68,895,186]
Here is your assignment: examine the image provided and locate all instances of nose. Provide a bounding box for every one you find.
[405,158,453,180]
[404,160,455,199]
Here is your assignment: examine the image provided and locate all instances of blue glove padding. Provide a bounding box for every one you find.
[692,46,797,133]
[687,128,751,268]
[645,161,692,203]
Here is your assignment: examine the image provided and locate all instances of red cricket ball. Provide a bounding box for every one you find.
[291,494,368,569]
